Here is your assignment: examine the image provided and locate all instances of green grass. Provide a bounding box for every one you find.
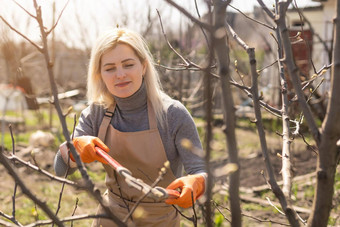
[303,185,315,200]
[214,213,225,227]
[334,171,340,191]
[2,131,32,152]
[1,108,81,150]
[242,203,274,213]
[1,109,339,226]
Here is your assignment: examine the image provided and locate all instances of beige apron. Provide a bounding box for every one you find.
[92,101,180,227]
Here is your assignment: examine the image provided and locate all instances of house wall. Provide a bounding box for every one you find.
[286,2,336,93]
[286,7,324,67]
[320,0,337,93]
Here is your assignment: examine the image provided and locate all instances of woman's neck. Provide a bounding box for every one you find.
[114,81,147,112]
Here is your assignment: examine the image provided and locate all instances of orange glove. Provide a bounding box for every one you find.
[72,136,110,164]
[165,174,205,208]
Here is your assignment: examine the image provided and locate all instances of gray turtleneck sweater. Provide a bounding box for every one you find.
[54,82,206,178]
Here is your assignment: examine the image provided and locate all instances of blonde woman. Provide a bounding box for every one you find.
[54,28,206,226]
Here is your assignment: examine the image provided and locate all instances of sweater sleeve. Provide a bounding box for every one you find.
[166,100,206,175]
[53,104,105,176]
[53,151,77,176]
[74,104,105,137]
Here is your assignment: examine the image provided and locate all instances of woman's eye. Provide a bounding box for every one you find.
[105,67,116,72]
[125,64,134,68]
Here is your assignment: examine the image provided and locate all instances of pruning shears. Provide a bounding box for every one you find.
[94,147,180,202]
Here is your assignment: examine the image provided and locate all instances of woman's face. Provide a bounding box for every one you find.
[100,44,146,98]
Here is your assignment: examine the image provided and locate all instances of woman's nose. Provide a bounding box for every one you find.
[115,68,125,79]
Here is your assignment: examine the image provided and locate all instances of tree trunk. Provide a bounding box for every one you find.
[308,0,340,225]
[213,1,242,226]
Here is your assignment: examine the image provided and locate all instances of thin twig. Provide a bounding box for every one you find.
[156,64,202,72]
[6,154,76,186]
[9,126,18,222]
[0,152,64,226]
[172,205,195,221]
[164,0,211,31]
[191,191,198,227]
[12,0,36,19]
[70,198,79,227]
[293,0,317,73]
[156,9,189,65]
[122,162,170,223]
[266,197,285,215]
[0,211,23,227]
[212,201,231,223]
[0,16,43,52]
[193,0,210,50]
[229,4,275,30]
[24,213,120,227]
[257,0,275,19]
[46,0,70,35]
[55,113,80,222]
[257,59,278,73]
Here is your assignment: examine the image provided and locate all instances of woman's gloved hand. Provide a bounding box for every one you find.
[59,141,77,168]
[165,174,205,208]
[72,136,110,164]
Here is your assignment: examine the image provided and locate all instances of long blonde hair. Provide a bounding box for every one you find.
[87,28,166,123]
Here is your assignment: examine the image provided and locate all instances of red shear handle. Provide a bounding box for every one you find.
[95,146,180,201]
[94,146,122,169]
[166,189,180,199]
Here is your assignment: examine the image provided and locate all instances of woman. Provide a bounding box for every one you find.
[54,28,206,226]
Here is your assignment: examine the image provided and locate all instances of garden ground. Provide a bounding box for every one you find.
[0,113,339,226]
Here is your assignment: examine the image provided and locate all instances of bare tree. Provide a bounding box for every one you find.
[163,0,340,226]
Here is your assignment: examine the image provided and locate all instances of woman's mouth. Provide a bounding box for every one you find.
[115,81,131,88]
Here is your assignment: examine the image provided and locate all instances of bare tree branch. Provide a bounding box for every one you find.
[229,4,275,30]
[6,154,76,185]
[193,0,210,49]
[276,1,320,144]
[225,9,300,225]
[46,0,70,36]
[12,0,36,19]
[24,213,120,227]
[0,16,43,51]
[0,152,64,226]
[257,0,275,19]
[156,10,190,65]
[164,0,211,31]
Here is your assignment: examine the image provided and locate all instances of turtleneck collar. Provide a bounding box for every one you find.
[113,80,147,112]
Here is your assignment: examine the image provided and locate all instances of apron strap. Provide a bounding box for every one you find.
[99,101,156,139]
[147,100,157,130]
[98,105,115,142]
